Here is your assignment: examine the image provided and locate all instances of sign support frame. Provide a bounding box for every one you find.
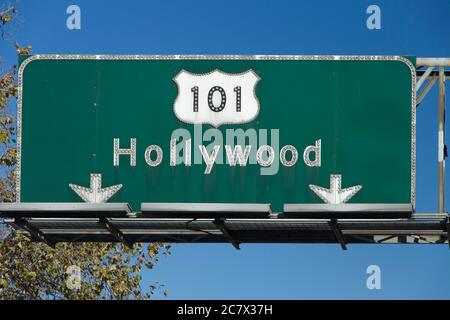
[1,56,447,249]
[416,58,448,215]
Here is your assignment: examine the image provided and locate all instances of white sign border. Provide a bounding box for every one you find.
[17,55,416,208]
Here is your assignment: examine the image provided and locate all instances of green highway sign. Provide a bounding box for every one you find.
[17,55,415,213]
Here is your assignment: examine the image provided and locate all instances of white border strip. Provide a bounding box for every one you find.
[17,55,416,208]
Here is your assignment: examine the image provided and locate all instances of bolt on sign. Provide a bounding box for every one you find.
[17,55,415,213]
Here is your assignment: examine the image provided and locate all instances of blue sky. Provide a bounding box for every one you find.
[1,0,450,299]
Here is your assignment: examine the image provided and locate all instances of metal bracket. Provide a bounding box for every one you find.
[375,235,397,244]
[14,217,56,248]
[329,219,347,250]
[349,235,376,244]
[213,218,240,250]
[416,66,435,93]
[417,75,437,107]
[446,217,450,250]
[438,66,446,214]
[416,60,447,215]
[99,217,133,249]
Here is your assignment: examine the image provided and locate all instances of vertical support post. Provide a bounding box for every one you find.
[438,67,446,213]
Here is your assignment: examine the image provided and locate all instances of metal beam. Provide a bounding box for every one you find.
[282,203,412,219]
[342,230,446,235]
[416,67,435,92]
[140,202,271,218]
[417,58,450,67]
[416,70,450,78]
[375,235,397,243]
[213,218,240,250]
[2,210,448,245]
[349,235,375,243]
[14,217,56,248]
[417,75,437,106]
[99,217,133,249]
[411,213,448,219]
[328,219,347,250]
[0,202,132,218]
[447,217,450,249]
[438,67,446,214]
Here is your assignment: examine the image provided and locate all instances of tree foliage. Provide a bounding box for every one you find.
[0,2,170,300]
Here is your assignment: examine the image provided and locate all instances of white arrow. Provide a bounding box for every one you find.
[69,173,122,203]
[309,174,362,204]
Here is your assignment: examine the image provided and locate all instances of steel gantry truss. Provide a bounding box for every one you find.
[0,57,448,250]
[0,202,447,251]
[416,58,448,215]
